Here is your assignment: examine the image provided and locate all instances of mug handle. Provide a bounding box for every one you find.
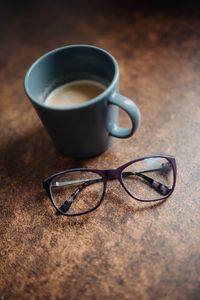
[108,92,141,138]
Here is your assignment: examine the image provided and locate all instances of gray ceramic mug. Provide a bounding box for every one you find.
[24,45,140,158]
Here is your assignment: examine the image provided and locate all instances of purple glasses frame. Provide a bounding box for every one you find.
[43,154,177,217]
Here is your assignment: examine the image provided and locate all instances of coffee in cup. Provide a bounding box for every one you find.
[45,80,106,108]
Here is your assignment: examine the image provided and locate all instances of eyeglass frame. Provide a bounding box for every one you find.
[43,154,177,217]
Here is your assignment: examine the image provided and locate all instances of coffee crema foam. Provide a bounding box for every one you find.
[45,80,106,108]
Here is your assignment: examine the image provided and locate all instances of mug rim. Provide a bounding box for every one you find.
[24,44,119,111]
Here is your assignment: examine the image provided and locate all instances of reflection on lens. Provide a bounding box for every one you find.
[122,157,174,201]
[50,171,104,215]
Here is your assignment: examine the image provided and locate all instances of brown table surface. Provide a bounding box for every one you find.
[0,1,200,299]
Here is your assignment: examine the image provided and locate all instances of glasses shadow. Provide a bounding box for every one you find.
[93,187,168,231]
[121,197,167,212]
[51,198,168,228]
[111,186,168,209]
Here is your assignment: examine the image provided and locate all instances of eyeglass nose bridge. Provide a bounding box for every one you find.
[104,169,120,180]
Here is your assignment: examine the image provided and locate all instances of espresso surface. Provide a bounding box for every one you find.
[45,80,106,107]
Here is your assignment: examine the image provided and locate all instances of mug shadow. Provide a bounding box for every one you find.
[1,126,86,187]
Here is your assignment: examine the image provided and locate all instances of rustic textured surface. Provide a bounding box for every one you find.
[0,1,200,299]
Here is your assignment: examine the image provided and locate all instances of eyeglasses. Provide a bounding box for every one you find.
[43,154,177,216]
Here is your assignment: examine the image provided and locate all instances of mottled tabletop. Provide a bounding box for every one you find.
[0,1,200,299]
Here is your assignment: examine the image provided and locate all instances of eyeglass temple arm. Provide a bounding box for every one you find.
[57,178,101,213]
[53,166,166,188]
[122,171,171,196]
[57,168,171,213]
